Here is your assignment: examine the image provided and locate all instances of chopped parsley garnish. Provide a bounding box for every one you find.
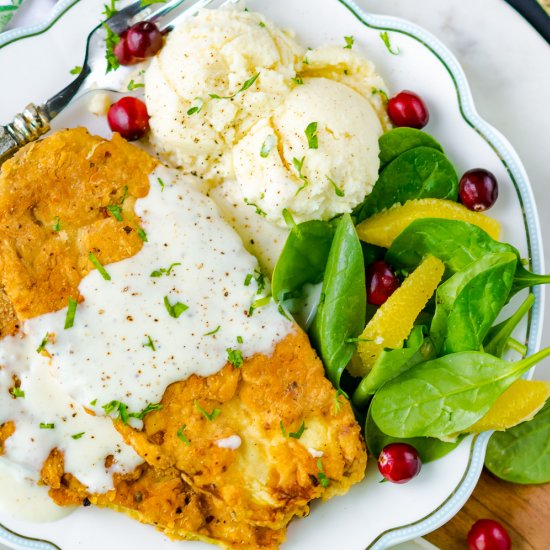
[158,177,165,191]
[334,388,349,413]
[137,227,148,242]
[305,122,319,149]
[248,295,271,316]
[291,75,304,85]
[344,35,354,49]
[380,31,400,55]
[140,0,167,7]
[209,72,260,100]
[130,402,162,420]
[244,273,253,286]
[292,156,309,195]
[187,97,204,116]
[327,176,345,197]
[280,421,287,438]
[36,333,50,354]
[194,400,221,421]
[64,297,78,329]
[203,325,221,336]
[244,197,267,217]
[70,65,82,75]
[10,387,25,399]
[107,203,123,221]
[278,303,292,321]
[103,23,120,73]
[177,424,190,445]
[253,269,266,294]
[237,335,243,344]
[317,459,330,488]
[52,216,62,232]
[164,296,189,318]
[120,185,129,204]
[289,421,306,439]
[371,87,389,103]
[259,21,266,28]
[282,208,296,230]
[88,252,112,281]
[260,134,276,158]
[143,335,156,351]
[150,262,181,277]
[226,348,243,368]
[127,79,144,91]
[102,0,118,18]
[71,432,85,440]
[40,423,55,430]
[90,399,98,406]
[103,400,161,424]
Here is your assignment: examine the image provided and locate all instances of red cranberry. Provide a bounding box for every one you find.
[107,97,150,141]
[114,30,137,66]
[387,90,429,129]
[459,169,499,211]
[467,519,511,550]
[126,21,163,59]
[377,443,421,483]
[366,261,400,306]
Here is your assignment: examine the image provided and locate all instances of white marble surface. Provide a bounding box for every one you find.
[356,0,550,379]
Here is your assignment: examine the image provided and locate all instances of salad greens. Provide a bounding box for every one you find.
[370,346,550,439]
[354,146,458,222]
[309,214,365,387]
[270,126,550,483]
[485,400,550,484]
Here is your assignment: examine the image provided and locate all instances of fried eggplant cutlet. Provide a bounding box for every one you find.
[0,128,366,548]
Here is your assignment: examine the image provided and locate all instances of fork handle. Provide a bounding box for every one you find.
[0,104,51,166]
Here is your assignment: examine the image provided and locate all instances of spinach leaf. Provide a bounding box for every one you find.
[355,147,458,223]
[272,220,335,302]
[352,326,436,407]
[379,128,444,170]
[430,252,517,354]
[484,293,534,358]
[309,214,366,387]
[365,405,461,463]
[485,400,550,484]
[370,345,550,438]
[386,218,550,294]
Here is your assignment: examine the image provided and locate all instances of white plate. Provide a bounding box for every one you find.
[0,0,545,548]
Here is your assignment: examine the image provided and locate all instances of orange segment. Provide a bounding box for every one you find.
[356,199,501,247]
[467,380,550,433]
[348,255,445,377]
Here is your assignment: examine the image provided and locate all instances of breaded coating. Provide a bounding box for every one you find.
[0,129,367,548]
[117,329,366,530]
[0,127,155,321]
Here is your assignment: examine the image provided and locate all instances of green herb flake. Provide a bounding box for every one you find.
[90,399,98,406]
[40,423,55,430]
[177,424,190,445]
[249,295,271,316]
[209,72,260,100]
[244,197,267,217]
[71,432,85,440]
[258,21,266,28]
[36,333,50,354]
[187,97,204,116]
[260,134,276,158]
[281,208,296,230]
[236,335,244,344]
[277,303,292,321]
[305,122,318,149]
[10,387,25,399]
[140,0,167,7]
[226,348,244,369]
[107,204,123,221]
[103,23,120,73]
[194,400,221,421]
[334,388,349,413]
[327,176,345,197]
[343,35,354,49]
[203,325,221,336]
[102,0,118,18]
[280,421,287,438]
[254,269,266,295]
[127,79,144,91]
[158,177,165,191]
[129,402,162,420]
[70,65,82,75]
[52,216,62,232]
[137,227,148,242]
[289,421,306,439]
[371,87,389,103]
[102,400,129,424]
[244,273,253,287]
[317,459,330,488]
[380,31,400,55]
[292,156,309,195]
[164,296,189,318]
[88,252,112,281]
[150,262,181,278]
[143,335,156,351]
[64,297,78,330]
[292,76,304,85]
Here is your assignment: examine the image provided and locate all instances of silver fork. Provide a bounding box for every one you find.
[0,0,238,165]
